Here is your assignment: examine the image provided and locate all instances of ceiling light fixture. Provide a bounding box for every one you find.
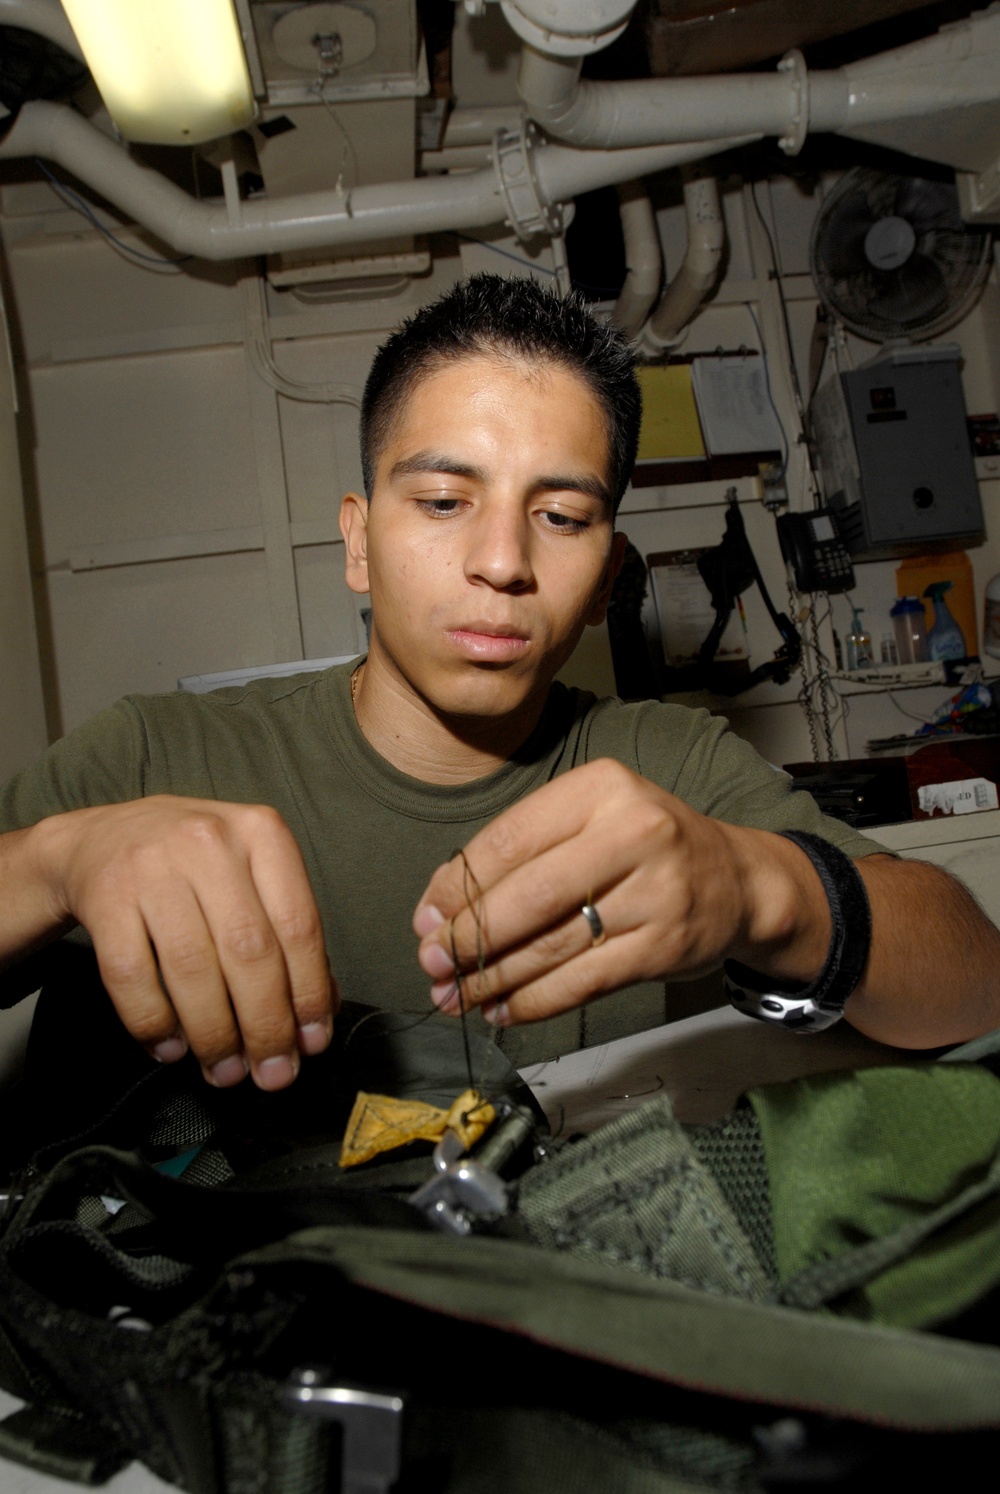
[60,0,256,146]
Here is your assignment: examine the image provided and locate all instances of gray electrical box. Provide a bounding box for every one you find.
[811,345,983,562]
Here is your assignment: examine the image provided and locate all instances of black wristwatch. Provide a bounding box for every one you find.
[723,831,872,1033]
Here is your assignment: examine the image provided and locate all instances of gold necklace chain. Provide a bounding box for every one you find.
[350,663,363,707]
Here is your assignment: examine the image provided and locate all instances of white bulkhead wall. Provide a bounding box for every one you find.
[2,4,1000,768]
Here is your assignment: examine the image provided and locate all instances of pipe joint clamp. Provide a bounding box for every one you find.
[493,123,565,241]
[778,49,808,156]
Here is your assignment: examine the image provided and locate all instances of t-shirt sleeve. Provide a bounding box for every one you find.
[0,699,150,834]
[634,703,887,861]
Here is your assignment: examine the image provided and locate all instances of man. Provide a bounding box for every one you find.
[1,274,998,1090]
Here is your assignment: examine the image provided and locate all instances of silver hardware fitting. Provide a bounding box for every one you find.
[282,1368,405,1494]
[0,1191,23,1224]
[313,31,343,76]
[492,123,565,242]
[408,1126,509,1236]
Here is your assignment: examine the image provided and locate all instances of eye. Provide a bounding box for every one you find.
[540,510,589,533]
[416,497,465,518]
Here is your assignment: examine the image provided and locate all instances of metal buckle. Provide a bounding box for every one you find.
[407,1126,509,1236]
[282,1367,405,1494]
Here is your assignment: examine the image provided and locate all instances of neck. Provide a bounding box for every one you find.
[351,650,548,785]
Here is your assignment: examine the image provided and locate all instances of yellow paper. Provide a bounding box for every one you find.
[636,365,706,462]
[339,1088,495,1168]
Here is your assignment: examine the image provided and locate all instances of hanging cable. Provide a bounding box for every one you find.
[239,270,362,407]
[35,159,194,270]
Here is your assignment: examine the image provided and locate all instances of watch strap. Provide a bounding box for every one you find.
[724,831,872,1033]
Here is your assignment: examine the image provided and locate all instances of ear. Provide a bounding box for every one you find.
[339,493,370,595]
[585,530,628,626]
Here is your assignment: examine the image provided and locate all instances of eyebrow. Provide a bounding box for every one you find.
[388,450,612,509]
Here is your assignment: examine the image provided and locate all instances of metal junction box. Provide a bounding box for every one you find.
[811,345,983,561]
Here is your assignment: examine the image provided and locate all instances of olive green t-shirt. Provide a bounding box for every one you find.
[0,662,881,1065]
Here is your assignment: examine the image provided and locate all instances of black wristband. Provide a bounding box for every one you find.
[723,830,873,1033]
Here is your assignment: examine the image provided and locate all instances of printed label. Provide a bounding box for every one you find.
[918,777,999,817]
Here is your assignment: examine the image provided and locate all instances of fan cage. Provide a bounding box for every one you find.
[809,167,992,344]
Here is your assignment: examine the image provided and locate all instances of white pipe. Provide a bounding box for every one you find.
[443,106,524,149]
[640,173,724,354]
[518,9,1000,170]
[0,0,84,61]
[0,100,752,261]
[421,145,495,174]
[610,181,661,339]
[519,44,829,150]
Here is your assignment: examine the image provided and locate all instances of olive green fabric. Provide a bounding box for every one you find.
[0,662,882,1063]
[516,1098,771,1299]
[750,1062,1000,1329]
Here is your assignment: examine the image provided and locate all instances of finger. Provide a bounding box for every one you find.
[482,927,654,1027]
[243,812,334,1056]
[418,828,640,982]
[430,903,599,1012]
[185,865,302,1092]
[136,875,253,1088]
[89,903,189,1064]
[414,761,620,923]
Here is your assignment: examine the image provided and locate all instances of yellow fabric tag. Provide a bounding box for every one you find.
[444,1089,496,1151]
[338,1088,495,1169]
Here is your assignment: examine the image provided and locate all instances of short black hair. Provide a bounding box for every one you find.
[359,273,641,511]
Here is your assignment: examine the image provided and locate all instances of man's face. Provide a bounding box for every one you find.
[340,352,625,726]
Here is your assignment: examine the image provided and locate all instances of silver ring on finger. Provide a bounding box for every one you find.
[581,902,606,947]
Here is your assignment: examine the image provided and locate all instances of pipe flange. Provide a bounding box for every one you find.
[499,0,633,57]
[777,48,808,156]
[493,122,564,240]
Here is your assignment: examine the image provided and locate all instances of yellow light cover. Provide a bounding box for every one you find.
[61,0,255,146]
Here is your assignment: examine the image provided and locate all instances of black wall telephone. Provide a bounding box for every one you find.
[776,507,855,594]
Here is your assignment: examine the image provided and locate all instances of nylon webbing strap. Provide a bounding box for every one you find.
[515,1098,771,1299]
[0,1405,130,1487]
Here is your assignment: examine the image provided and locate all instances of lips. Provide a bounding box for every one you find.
[445,623,531,662]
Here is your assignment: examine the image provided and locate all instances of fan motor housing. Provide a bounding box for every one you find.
[812,346,983,562]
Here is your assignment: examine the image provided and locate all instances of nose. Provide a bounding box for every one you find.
[463,504,534,592]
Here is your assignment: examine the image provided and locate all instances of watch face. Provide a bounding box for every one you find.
[725,976,844,1033]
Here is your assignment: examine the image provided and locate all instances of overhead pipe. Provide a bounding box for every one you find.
[0,100,754,261]
[517,7,1000,172]
[609,181,661,339]
[639,172,724,354]
[518,45,828,153]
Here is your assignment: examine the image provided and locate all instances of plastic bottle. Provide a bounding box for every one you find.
[845,606,874,670]
[890,595,929,664]
[924,581,967,661]
[984,573,1000,661]
[896,552,978,657]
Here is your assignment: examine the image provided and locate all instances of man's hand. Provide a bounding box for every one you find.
[27,796,335,1089]
[413,759,830,1026]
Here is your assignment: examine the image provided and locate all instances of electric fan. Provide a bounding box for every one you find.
[809,167,992,343]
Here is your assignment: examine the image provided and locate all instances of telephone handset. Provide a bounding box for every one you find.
[776,507,855,595]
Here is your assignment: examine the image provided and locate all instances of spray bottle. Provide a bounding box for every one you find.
[923,581,967,661]
[845,606,874,670]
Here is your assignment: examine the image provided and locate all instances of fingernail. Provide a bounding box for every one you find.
[482,1001,510,1028]
[255,1053,299,1091]
[431,980,460,1013]
[208,1054,248,1088]
[297,1020,331,1056]
[420,941,454,979]
[151,1035,187,1064]
[413,904,446,937]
